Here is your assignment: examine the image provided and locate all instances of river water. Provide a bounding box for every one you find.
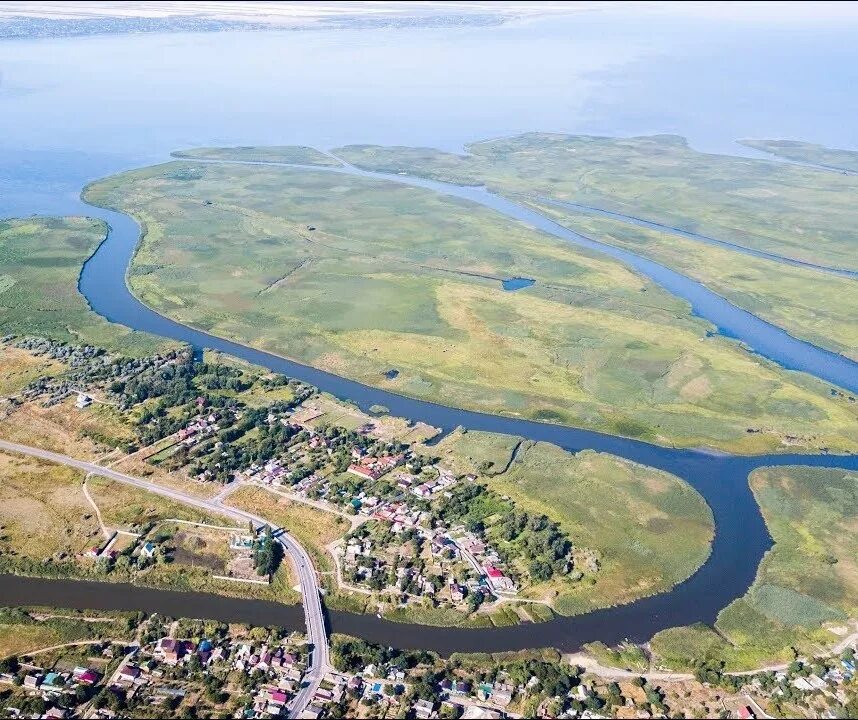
[2,8,858,653]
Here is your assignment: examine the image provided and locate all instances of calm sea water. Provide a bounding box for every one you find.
[2,7,858,217]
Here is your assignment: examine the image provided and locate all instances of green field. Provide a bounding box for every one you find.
[172,145,341,166]
[0,607,132,660]
[335,133,858,271]
[432,430,713,615]
[0,216,172,355]
[652,465,858,670]
[83,155,858,453]
[530,203,858,360]
[740,138,858,173]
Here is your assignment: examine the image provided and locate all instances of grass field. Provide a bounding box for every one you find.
[0,607,131,659]
[431,430,713,615]
[740,138,858,173]
[336,133,858,271]
[0,451,100,564]
[83,156,858,453]
[86,476,229,531]
[0,347,65,397]
[531,203,858,360]
[225,485,349,574]
[652,465,858,670]
[172,145,341,166]
[0,392,137,461]
[0,216,172,355]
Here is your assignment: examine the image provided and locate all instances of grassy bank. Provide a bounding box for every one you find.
[530,202,858,361]
[652,465,858,670]
[0,606,133,659]
[0,216,172,355]
[739,138,858,173]
[82,156,858,453]
[431,430,713,615]
[335,133,858,272]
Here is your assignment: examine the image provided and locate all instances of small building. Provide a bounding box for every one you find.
[117,665,141,684]
[230,534,255,551]
[140,542,157,559]
[72,667,101,685]
[75,393,92,409]
[414,698,436,719]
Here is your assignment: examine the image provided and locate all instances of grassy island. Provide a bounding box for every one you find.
[82,153,858,453]
[0,216,172,356]
[652,464,858,670]
[336,134,858,360]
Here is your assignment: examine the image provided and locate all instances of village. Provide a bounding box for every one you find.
[1,610,856,719]
[2,336,857,719]
[0,336,579,623]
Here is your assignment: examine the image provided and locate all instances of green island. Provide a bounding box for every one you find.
[530,203,858,360]
[336,133,858,359]
[81,154,858,454]
[0,216,172,356]
[652,464,858,671]
[740,138,858,173]
[171,145,341,166]
[335,133,858,271]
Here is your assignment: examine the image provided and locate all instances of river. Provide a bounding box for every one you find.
[3,156,849,655]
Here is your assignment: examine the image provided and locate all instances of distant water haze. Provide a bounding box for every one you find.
[2,5,858,216]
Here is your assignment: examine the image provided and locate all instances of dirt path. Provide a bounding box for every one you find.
[15,638,128,659]
[82,472,110,539]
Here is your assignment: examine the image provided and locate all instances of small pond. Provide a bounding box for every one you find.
[501,277,536,291]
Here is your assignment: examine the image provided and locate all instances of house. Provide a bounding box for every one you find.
[449,584,465,602]
[737,707,756,720]
[72,667,101,685]
[117,665,141,683]
[302,705,324,720]
[347,463,382,480]
[75,393,92,409]
[414,698,436,719]
[44,708,68,719]
[452,680,472,696]
[23,673,43,689]
[41,671,65,692]
[268,689,288,706]
[140,542,157,559]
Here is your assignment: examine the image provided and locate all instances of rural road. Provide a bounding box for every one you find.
[0,438,328,719]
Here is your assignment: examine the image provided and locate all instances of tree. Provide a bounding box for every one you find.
[253,525,283,576]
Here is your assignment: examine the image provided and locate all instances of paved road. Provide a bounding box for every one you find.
[0,439,328,719]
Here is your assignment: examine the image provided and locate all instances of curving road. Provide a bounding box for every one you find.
[0,439,327,719]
